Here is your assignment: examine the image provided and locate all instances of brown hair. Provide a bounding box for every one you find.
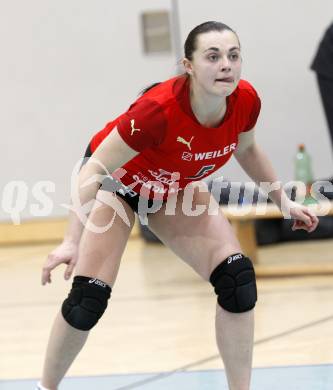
[184,21,239,61]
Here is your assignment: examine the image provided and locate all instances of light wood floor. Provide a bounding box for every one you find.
[1,238,333,380]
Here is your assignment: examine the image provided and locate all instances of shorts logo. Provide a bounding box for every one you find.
[227,254,243,264]
[182,151,193,161]
[177,136,194,150]
[130,119,141,136]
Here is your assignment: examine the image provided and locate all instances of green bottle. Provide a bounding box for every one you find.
[294,144,315,204]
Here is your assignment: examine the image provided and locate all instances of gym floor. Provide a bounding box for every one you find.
[1,237,333,389]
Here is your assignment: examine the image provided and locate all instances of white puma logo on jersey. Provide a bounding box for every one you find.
[177,136,194,150]
[130,119,141,136]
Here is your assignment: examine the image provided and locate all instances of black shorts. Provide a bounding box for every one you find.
[82,143,164,215]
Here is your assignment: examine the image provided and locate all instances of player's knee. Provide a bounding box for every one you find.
[209,253,257,313]
[61,276,111,331]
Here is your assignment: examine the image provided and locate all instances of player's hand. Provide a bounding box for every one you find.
[288,201,319,233]
[42,240,79,285]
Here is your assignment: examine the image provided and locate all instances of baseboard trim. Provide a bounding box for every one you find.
[0,217,140,246]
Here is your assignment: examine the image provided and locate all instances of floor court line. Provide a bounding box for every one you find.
[152,313,333,372]
[1,364,333,389]
[110,313,333,389]
[2,277,333,310]
[2,280,332,310]
[1,315,332,389]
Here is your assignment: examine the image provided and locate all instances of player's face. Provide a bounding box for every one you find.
[186,30,242,97]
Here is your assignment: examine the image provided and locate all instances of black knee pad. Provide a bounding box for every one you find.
[210,253,257,313]
[61,276,111,331]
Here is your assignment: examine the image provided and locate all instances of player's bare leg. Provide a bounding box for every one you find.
[148,183,255,390]
[40,194,135,390]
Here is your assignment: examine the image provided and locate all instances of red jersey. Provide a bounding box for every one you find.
[90,75,261,200]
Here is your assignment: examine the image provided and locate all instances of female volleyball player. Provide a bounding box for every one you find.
[38,21,318,390]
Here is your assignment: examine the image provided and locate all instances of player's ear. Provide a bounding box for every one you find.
[183,58,193,76]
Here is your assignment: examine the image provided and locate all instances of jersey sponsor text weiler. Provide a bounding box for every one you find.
[194,143,237,161]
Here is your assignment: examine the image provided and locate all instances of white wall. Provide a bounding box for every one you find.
[1,0,332,222]
[0,0,175,222]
